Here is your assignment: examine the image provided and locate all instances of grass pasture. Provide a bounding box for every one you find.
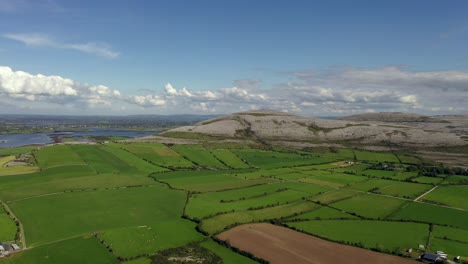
[354,150,400,163]
[397,155,421,164]
[34,145,86,169]
[1,142,468,262]
[310,189,359,204]
[330,194,408,219]
[345,179,395,192]
[442,175,468,185]
[299,173,368,188]
[71,144,135,174]
[361,169,398,178]
[158,172,275,192]
[0,213,16,241]
[99,220,203,258]
[0,155,39,176]
[432,226,468,244]
[118,143,195,168]
[9,186,186,247]
[411,176,443,184]
[171,145,226,168]
[0,156,15,166]
[0,166,156,202]
[200,201,320,234]
[186,182,328,219]
[233,149,335,169]
[288,220,429,252]
[188,188,309,219]
[288,206,359,221]
[1,236,116,264]
[233,168,297,179]
[374,181,432,199]
[100,145,168,173]
[210,149,251,169]
[423,186,468,210]
[430,238,468,258]
[0,146,37,156]
[390,202,468,230]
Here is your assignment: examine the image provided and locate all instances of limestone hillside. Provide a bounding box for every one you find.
[162,110,467,147]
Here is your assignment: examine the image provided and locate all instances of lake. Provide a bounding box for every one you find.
[0,129,158,148]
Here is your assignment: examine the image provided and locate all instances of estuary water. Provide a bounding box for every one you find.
[0,129,157,148]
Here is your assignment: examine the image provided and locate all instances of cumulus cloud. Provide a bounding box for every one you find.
[4,33,119,59]
[0,65,466,115]
[0,66,121,109]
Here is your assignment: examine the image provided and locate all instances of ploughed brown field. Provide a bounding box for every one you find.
[217,223,419,264]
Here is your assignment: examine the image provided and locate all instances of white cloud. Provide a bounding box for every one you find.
[0,66,121,109]
[0,66,77,96]
[3,33,119,59]
[0,65,466,115]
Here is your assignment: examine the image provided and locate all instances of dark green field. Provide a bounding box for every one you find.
[1,142,467,263]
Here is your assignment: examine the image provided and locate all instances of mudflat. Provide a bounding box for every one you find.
[217,223,418,264]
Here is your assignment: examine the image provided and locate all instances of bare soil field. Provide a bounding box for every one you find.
[217,223,418,264]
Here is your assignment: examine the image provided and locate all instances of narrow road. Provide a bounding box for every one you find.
[414,185,438,202]
[0,199,26,248]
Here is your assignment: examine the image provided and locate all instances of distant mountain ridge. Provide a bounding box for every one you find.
[162,110,466,148]
[339,112,447,123]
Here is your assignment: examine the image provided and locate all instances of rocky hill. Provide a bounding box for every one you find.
[161,110,466,148]
[340,112,446,123]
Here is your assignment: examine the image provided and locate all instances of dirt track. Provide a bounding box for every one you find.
[217,223,418,264]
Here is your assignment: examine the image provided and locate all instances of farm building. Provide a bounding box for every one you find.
[11,244,20,251]
[1,244,11,251]
[421,252,439,262]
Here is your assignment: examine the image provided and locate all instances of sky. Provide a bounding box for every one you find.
[0,0,468,116]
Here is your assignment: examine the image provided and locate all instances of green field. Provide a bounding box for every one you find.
[157,172,275,192]
[118,143,195,168]
[423,186,468,210]
[433,225,468,244]
[0,155,39,176]
[0,213,16,241]
[310,189,359,204]
[345,179,396,192]
[186,182,329,219]
[299,173,368,188]
[390,202,468,229]
[411,176,443,184]
[34,145,86,169]
[354,150,400,163]
[2,236,116,264]
[233,149,335,169]
[171,144,227,168]
[201,201,320,234]
[288,206,359,220]
[1,141,468,262]
[9,186,186,246]
[0,165,156,202]
[288,220,428,252]
[200,239,258,264]
[442,175,468,185]
[210,149,251,169]
[374,181,432,199]
[0,146,37,156]
[430,238,468,258]
[330,194,408,219]
[99,220,203,258]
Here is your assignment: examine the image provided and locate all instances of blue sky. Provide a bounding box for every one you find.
[0,0,467,115]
